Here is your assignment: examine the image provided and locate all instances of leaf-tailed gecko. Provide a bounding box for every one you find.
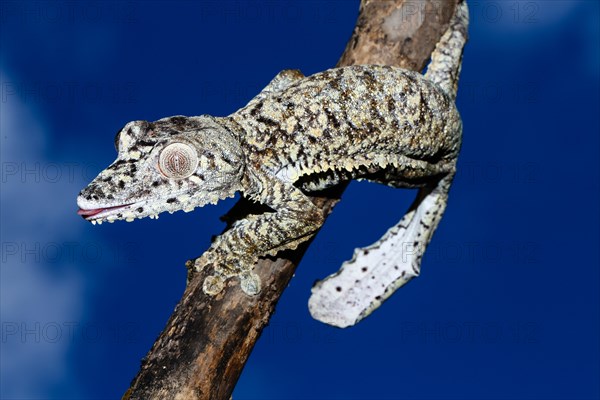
[77,2,468,328]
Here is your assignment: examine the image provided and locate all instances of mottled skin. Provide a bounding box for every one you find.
[235,66,461,191]
[77,2,468,324]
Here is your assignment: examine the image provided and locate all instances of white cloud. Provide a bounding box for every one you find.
[0,70,90,398]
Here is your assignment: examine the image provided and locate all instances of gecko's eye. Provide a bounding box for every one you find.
[158,142,199,179]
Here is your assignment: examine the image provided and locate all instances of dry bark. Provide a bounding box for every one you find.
[123,1,459,399]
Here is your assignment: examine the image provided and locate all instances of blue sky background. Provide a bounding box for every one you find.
[1,1,598,399]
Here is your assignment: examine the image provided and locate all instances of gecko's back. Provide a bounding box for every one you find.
[232,65,461,189]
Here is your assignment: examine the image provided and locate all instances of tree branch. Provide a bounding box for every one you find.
[123,1,459,399]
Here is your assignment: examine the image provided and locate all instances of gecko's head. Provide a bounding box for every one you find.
[77,115,245,224]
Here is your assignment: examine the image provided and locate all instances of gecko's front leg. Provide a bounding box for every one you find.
[193,169,324,296]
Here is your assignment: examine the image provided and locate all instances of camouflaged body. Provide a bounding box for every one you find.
[78,66,462,223]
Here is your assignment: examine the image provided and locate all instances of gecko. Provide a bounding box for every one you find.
[77,2,468,328]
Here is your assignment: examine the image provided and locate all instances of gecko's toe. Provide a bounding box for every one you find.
[203,274,225,295]
[193,253,216,273]
[240,272,261,296]
[193,258,204,272]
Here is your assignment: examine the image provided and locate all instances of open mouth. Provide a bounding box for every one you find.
[77,203,133,220]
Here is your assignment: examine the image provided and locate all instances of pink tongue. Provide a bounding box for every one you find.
[77,208,105,217]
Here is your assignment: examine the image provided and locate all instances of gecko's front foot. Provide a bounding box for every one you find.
[202,273,226,295]
[191,250,262,296]
[201,271,261,296]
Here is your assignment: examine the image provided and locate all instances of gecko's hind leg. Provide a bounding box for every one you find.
[308,170,455,328]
